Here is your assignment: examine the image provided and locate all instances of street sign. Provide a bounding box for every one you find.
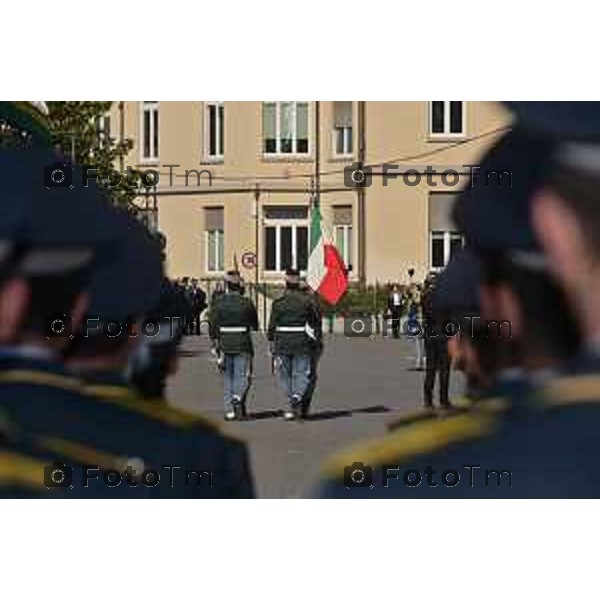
[241,251,257,269]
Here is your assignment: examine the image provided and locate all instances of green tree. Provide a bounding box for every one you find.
[46,101,143,210]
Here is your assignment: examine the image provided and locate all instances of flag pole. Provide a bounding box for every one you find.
[314,100,320,210]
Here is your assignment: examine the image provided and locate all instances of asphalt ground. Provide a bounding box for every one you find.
[167,333,464,498]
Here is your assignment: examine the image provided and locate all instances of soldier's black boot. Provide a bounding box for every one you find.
[284,395,302,421]
[300,398,310,419]
[232,395,244,420]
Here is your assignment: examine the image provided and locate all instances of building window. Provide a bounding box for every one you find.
[205,207,224,272]
[205,101,224,160]
[333,205,353,271]
[263,102,309,155]
[141,101,159,161]
[429,101,464,136]
[139,187,158,232]
[95,114,111,149]
[263,206,309,271]
[428,193,462,269]
[333,101,353,156]
[430,231,463,269]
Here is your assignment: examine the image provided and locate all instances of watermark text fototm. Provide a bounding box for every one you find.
[44,314,213,340]
[343,162,513,189]
[44,461,213,489]
[344,462,512,489]
[343,315,512,339]
[44,163,213,190]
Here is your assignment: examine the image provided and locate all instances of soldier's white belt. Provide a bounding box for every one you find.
[219,326,249,332]
[276,324,317,340]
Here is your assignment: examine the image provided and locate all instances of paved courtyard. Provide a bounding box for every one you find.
[167,333,464,498]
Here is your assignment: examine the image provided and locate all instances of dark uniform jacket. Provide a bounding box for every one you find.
[0,355,255,498]
[0,422,155,498]
[210,291,259,355]
[268,289,322,356]
[316,362,600,498]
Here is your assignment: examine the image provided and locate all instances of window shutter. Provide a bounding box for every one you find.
[205,207,224,231]
[428,193,458,231]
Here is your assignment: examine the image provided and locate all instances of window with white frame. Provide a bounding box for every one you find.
[263,206,309,272]
[263,102,309,155]
[205,207,224,272]
[430,231,463,269]
[429,101,464,136]
[205,101,224,159]
[333,101,353,156]
[141,101,159,161]
[428,192,463,269]
[95,114,111,149]
[333,205,353,271]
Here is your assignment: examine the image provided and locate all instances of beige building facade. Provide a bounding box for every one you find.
[109,101,511,286]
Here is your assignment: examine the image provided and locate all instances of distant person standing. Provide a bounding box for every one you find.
[407,283,425,370]
[387,284,403,339]
[268,269,322,420]
[422,273,451,409]
[211,271,259,421]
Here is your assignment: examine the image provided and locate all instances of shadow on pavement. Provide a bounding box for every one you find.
[248,409,284,420]
[306,404,390,421]
[177,349,206,358]
[244,404,391,422]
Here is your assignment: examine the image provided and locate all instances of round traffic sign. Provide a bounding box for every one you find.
[241,251,257,269]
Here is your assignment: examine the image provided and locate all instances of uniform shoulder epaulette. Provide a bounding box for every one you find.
[36,435,137,471]
[84,383,225,433]
[0,369,83,392]
[543,374,600,407]
[321,410,497,479]
[0,450,48,490]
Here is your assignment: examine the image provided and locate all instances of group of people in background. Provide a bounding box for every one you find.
[171,277,207,336]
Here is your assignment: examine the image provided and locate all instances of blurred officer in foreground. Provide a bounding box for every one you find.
[421,272,452,410]
[210,270,258,421]
[0,148,162,497]
[269,268,322,420]
[454,128,581,398]
[128,278,256,496]
[509,103,600,432]
[315,114,597,498]
[0,148,254,498]
[61,212,254,497]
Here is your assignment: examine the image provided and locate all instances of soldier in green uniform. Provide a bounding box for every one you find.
[268,268,322,420]
[298,278,323,418]
[210,270,259,421]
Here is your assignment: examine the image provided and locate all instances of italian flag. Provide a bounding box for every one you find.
[307,202,349,305]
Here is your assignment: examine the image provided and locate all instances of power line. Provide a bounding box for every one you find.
[155,124,508,184]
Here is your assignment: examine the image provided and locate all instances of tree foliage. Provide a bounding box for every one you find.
[46,101,142,210]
